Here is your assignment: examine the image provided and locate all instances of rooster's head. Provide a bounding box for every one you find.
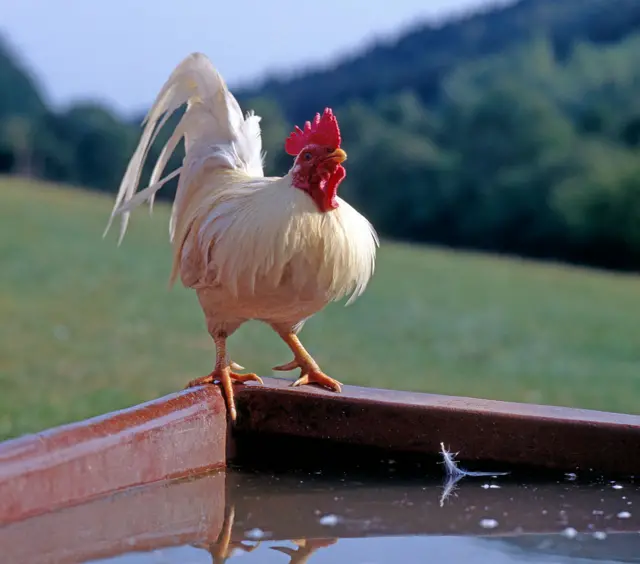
[285,108,346,213]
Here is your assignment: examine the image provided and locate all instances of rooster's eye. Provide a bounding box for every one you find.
[303,152,312,161]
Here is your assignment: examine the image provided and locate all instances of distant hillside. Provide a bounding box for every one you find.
[0,37,46,120]
[237,0,640,124]
[3,0,640,271]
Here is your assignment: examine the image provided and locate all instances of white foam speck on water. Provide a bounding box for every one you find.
[319,514,340,526]
[593,531,607,540]
[245,528,268,540]
[479,518,498,529]
[562,527,578,539]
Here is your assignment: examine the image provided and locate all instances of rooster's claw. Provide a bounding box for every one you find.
[272,359,299,371]
[292,371,342,392]
[273,359,342,392]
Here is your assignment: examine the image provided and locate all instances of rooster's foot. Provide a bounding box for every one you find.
[273,359,342,392]
[185,368,262,388]
[185,365,263,421]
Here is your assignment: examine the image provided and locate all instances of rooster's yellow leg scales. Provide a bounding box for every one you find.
[185,332,263,420]
[272,330,342,393]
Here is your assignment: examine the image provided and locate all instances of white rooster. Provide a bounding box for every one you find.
[105,53,378,420]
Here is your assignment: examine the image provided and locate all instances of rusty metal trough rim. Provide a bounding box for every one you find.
[236,377,640,424]
[1,376,639,528]
[0,385,228,526]
[232,377,640,477]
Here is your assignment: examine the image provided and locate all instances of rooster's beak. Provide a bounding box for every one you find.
[325,148,347,164]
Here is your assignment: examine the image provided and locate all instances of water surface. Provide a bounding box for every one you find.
[84,467,639,563]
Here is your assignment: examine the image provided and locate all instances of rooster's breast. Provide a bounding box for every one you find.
[191,188,377,330]
[195,257,333,330]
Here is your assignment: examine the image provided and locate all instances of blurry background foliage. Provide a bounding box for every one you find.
[3,0,640,269]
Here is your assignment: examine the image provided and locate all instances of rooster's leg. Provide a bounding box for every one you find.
[272,330,342,393]
[198,505,262,563]
[185,332,263,420]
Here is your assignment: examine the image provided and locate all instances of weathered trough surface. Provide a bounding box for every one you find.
[0,386,227,526]
[233,378,640,476]
[1,375,639,562]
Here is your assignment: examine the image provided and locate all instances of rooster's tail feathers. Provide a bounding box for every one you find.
[104,52,264,244]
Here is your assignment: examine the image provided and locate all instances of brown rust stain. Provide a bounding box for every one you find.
[0,386,228,526]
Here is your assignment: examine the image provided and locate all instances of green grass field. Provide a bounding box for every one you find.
[1,176,640,440]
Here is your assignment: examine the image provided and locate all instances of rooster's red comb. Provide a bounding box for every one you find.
[285,108,341,156]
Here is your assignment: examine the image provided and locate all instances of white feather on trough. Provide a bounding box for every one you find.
[439,442,510,506]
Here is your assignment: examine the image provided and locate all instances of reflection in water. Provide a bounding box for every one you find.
[193,506,261,563]
[93,535,640,564]
[71,468,639,564]
[271,539,339,564]
[438,442,510,507]
[194,503,336,564]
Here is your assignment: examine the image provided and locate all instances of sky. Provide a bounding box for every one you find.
[0,0,497,117]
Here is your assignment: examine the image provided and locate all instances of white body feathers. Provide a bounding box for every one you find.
[106,53,378,337]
